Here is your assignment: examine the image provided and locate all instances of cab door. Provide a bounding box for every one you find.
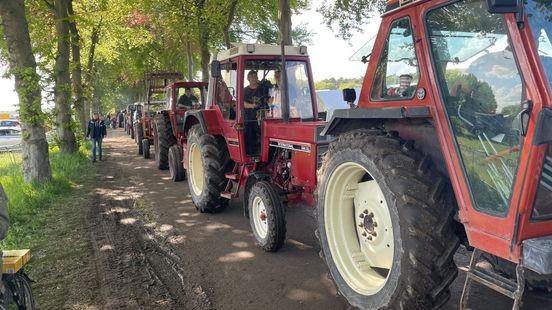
[212,60,244,163]
[420,0,552,260]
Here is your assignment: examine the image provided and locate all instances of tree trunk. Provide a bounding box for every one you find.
[85,23,100,118]
[278,0,292,45]
[54,0,77,153]
[223,0,239,49]
[186,34,193,81]
[67,0,86,134]
[0,0,52,183]
[199,32,209,83]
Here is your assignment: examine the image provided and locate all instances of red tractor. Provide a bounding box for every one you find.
[152,78,208,181]
[136,72,187,159]
[174,43,325,254]
[179,0,552,308]
[314,0,552,309]
[133,100,164,158]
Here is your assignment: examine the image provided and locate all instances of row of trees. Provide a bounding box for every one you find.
[0,0,318,183]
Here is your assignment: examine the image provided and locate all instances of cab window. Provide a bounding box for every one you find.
[216,62,237,120]
[371,17,419,100]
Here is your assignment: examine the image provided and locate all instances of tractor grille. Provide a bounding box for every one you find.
[532,145,552,220]
[317,144,329,169]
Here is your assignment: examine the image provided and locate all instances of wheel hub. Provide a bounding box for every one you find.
[359,210,378,240]
[259,212,267,221]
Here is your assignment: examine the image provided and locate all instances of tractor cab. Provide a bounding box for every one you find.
[207,44,326,165]
[165,81,208,141]
[318,0,552,308]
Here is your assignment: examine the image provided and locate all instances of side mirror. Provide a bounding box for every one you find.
[342,88,357,103]
[486,0,521,13]
[211,60,221,78]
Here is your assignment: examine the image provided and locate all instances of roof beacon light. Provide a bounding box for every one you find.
[299,46,307,55]
[246,44,255,53]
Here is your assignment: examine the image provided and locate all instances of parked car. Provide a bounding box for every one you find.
[0,120,20,127]
[0,127,22,147]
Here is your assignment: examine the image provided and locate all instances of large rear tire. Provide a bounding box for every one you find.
[248,181,286,252]
[186,124,232,213]
[169,145,185,182]
[317,129,459,310]
[153,114,176,170]
[143,139,150,159]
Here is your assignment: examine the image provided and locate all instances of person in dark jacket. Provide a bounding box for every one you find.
[86,112,107,162]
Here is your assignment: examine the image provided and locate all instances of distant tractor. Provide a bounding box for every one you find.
[151,76,208,182]
[124,103,140,139]
[136,72,186,159]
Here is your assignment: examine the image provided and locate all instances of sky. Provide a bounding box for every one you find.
[0,5,381,112]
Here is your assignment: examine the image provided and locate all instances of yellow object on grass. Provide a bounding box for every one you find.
[2,249,31,274]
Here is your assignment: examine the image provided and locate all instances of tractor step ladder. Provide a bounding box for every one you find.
[460,248,525,310]
[221,164,243,199]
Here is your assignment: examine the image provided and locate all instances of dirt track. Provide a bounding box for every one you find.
[81,128,552,309]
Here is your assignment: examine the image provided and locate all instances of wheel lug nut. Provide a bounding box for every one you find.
[372,232,377,237]
[359,213,364,218]
[367,236,373,241]
[363,210,368,214]
[373,222,378,227]
[358,223,364,228]
[362,232,367,237]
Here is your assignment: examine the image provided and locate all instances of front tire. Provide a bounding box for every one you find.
[248,181,286,252]
[3,270,35,310]
[136,124,144,155]
[169,145,185,182]
[186,124,232,213]
[317,130,459,309]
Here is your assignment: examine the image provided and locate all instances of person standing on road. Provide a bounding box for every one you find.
[86,112,107,162]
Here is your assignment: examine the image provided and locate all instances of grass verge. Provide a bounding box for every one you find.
[0,145,96,308]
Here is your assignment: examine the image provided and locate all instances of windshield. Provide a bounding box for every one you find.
[244,60,315,119]
[527,0,552,91]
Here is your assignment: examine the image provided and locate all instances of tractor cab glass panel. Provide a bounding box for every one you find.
[216,63,237,121]
[526,0,552,90]
[371,17,419,100]
[243,60,314,120]
[527,0,552,220]
[175,86,204,110]
[427,0,524,215]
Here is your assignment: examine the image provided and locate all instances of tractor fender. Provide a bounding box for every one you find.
[243,171,272,217]
[182,110,223,136]
[320,106,431,136]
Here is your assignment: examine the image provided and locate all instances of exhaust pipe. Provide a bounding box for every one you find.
[280,41,290,124]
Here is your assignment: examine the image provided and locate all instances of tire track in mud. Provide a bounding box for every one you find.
[85,131,212,309]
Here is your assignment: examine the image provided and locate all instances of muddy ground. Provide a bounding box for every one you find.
[72,128,552,309]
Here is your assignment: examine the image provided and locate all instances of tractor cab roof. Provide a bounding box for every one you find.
[215,43,309,62]
[384,0,423,14]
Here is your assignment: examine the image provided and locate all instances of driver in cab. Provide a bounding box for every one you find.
[177,87,199,109]
[243,70,263,155]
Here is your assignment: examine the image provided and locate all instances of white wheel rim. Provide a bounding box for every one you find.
[252,196,268,239]
[324,162,394,295]
[189,143,204,196]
